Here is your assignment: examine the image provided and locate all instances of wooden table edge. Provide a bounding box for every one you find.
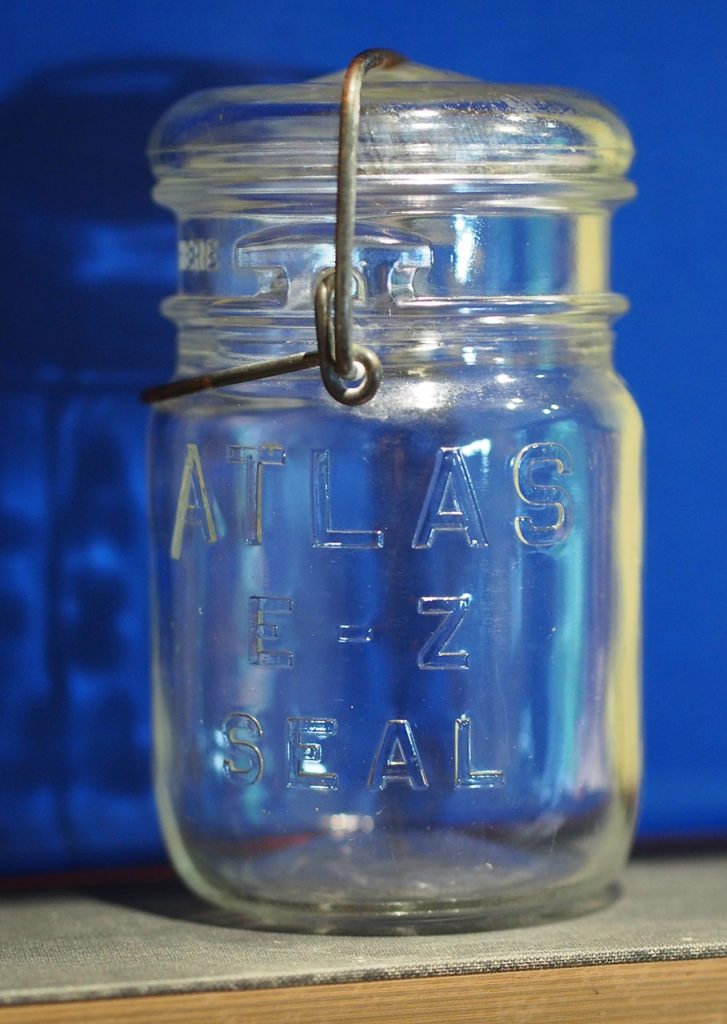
[1,956,726,1023]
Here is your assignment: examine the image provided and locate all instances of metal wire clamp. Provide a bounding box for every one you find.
[142,48,404,406]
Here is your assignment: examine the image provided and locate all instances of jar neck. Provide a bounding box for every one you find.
[167,191,624,310]
[173,318,617,380]
[164,193,626,379]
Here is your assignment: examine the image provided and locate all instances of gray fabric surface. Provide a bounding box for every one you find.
[0,855,725,1005]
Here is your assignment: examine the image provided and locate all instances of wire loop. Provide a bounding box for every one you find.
[312,48,404,403]
[142,48,404,406]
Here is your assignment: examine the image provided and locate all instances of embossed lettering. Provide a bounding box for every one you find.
[412,448,488,549]
[178,237,218,273]
[417,595,472,670]
[338,625,374,643]
[227,444,285,545]
[171,443,218,559]
[367,720,429,790]
[249,596,294,667]
[222,712,264,785]
[311,449,384,549]
[454,717,504,789]
[219,711,508,791]
[286,717,338,790]
[513,442,573,547]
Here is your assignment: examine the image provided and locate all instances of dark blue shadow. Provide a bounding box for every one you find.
[0,57,312,874]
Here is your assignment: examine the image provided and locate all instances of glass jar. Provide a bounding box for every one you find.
[147,58,642,933]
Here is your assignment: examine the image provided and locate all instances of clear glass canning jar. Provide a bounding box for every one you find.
[146,58,643,933]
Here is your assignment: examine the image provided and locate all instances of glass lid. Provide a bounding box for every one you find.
[149,60,634,191]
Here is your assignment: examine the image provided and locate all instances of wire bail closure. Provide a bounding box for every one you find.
[142,48,404,407]
[313,48,403,404]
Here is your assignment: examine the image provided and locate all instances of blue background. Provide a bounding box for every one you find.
[1,0,724,873]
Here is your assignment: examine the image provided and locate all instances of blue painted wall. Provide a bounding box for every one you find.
[1,0,724,871]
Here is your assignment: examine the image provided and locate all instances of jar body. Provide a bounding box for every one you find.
[149,327,642,933]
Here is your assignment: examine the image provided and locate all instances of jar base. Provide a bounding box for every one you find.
[165,824,625,935]
[179,868,619,936]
